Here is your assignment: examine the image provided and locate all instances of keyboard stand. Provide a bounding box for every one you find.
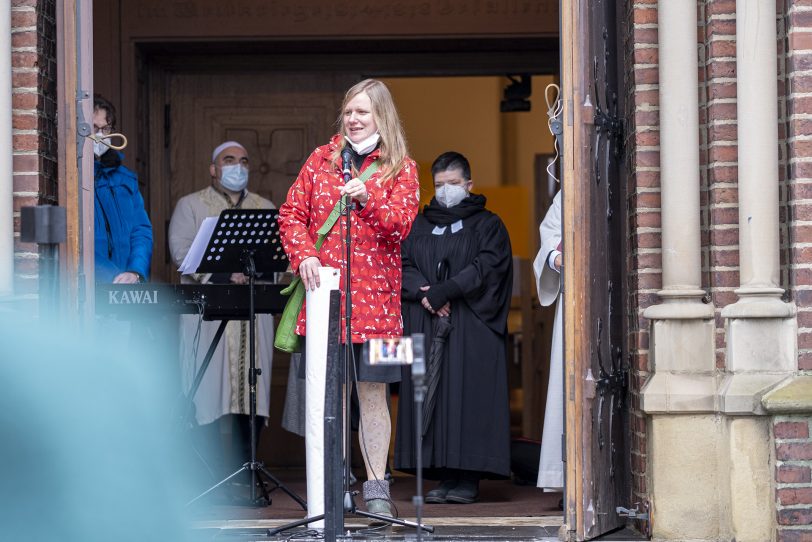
[178,319,228,430]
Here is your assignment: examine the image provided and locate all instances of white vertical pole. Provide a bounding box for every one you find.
[305,267,341,528]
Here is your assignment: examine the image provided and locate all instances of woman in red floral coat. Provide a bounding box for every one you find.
[278,79,420,518]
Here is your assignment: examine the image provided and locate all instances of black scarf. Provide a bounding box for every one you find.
[97,149,122,170]
[422,193,487,225]
[347,142,380,171]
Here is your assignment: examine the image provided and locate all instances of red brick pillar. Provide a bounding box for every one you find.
[771,0,812,534]
[11,0,57,300]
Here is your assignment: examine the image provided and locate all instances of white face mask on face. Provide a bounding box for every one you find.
[435,184,468,208]
[344,132,380,155]
[219,164,249,192]
[93,132,111,157]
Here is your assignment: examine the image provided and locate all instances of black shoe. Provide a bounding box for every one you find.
[445,479,479,504]
[425,479,458,504]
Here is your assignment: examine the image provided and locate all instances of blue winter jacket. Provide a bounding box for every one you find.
[94,153,153,283]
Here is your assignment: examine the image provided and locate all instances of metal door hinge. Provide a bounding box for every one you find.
[616,505,649,521]
[76,90,91,158]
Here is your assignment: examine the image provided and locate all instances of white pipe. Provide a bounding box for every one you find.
[656,0,704,299]
[304,267,341,529]
[736,0,782,294]
[0,3,14,297]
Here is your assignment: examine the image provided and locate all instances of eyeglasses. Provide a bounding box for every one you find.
[94,124,114,135]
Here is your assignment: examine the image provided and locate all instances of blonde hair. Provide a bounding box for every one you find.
[332,79,409,182]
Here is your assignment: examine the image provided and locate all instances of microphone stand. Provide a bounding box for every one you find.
[341,153,355,528]
[410,335,427,542]
[334,155,432,533]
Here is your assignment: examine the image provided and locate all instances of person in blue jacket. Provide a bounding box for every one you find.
[93,95,153,283]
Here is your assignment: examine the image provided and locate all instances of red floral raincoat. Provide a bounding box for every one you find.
[278,134,420,342]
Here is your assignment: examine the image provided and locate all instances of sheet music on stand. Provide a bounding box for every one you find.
[179,209,289,275]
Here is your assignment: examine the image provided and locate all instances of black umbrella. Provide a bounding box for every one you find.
[422,260,452,436]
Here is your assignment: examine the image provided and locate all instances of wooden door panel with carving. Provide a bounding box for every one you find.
[156,71,355,283]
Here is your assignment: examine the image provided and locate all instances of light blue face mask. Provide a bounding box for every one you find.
[93,132,111,157]
[435,183,468,208]
[219,164,249,192]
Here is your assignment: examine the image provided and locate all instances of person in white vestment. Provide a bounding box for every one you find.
[532,190,564,490]
[168,141,275,480]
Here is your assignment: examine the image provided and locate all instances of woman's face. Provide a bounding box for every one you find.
[343,92,377,143]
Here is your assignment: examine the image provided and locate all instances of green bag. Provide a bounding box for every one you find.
[273,161,380,353]
[273,276,306,353]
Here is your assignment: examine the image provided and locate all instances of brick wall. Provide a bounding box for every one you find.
[787,0,812,373]
[775,417,812,540]
[776,1,812,538]
[623,0,657,514]
[700,0,739,370]
[624,0,812,536]
[11,0,57,298]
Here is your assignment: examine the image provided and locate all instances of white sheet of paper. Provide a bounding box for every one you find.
[178,216,218,274]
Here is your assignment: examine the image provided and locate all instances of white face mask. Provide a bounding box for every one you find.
[435,184,468,208]
[219,164,249,192]
[344,132,380,155]
[93,132,111,157]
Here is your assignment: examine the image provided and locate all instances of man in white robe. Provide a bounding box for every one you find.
[532,190,563,490]
[168,141,275,477]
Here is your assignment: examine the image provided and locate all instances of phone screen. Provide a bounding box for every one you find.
[365,337,414,365]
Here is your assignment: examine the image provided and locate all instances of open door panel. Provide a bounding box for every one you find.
[561,0,630,539]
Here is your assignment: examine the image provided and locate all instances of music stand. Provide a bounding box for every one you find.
[185,208,306,509]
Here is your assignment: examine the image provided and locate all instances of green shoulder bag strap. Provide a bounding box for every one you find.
[280,159,381,296]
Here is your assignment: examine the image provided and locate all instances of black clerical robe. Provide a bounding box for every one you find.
[394,194,513,479]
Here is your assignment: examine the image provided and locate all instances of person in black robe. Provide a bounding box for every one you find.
[394,151,513,504]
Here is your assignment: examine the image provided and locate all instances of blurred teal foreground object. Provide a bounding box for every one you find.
[0,315,194,542]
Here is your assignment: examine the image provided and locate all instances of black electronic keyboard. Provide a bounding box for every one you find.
[95,283,286,320]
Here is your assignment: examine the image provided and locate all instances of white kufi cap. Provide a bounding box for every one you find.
[211,140,247,163]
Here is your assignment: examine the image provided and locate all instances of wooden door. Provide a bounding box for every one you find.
[151,70,355,283]
[562,0,629,539]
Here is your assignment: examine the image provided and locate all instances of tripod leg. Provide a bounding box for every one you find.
[267,514,325,536]
[186,464,249,507]
[252,463,272,505]
[256,465,307,509]
[352,509,435,533]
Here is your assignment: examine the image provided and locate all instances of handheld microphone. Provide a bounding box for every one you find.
[341,147,353,183]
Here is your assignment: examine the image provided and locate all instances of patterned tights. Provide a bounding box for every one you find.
[348,381,390,482]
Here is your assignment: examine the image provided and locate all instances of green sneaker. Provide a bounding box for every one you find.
[366,498,394,518]
[362,480,395,522]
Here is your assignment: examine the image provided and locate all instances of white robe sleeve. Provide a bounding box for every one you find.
[532,191,562,307]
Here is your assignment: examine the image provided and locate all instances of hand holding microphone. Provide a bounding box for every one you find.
[339,178,369,205]
[339,146,369,205]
